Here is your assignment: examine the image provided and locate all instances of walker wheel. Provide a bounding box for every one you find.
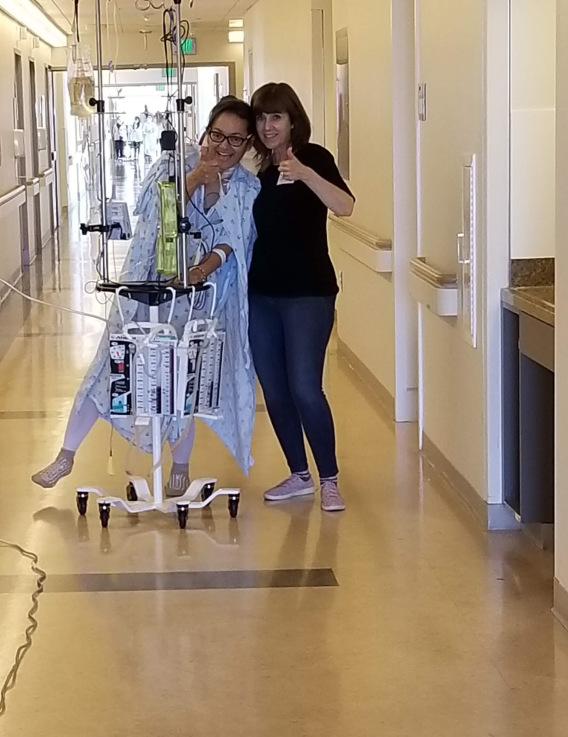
[228,495,240,519]
[201,483,214,502]
[76,492,89,516]
[177,504,189,530]
[99,503,111,529]
[126,483,138,502]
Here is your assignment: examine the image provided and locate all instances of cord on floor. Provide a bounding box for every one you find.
[0,540,46,717]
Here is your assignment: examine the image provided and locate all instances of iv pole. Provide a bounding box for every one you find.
[80,0,110,280]
[75,0,242,529]
[174,0,189,288]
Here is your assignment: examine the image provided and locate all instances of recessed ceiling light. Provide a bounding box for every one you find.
[229,19,244,28]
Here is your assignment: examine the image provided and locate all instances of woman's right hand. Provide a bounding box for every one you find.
[191,145,221,186]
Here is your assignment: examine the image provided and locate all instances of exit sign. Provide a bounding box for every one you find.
[181,37,197,54]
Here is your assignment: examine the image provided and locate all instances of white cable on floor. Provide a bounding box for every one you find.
[0,539,46,717]
[0,278,109,325]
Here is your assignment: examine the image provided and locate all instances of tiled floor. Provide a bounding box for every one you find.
[0,164,565,735]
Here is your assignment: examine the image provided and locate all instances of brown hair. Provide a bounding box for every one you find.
[199,95,255,144]
[251,83,311,168]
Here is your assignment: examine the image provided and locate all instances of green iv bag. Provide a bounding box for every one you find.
[156,181,178,276]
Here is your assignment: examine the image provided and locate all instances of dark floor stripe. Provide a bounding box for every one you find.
[0,410,65,420]
[18,332,76,338]
[0,569,338,594]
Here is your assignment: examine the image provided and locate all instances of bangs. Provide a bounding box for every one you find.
[251,86,291,117]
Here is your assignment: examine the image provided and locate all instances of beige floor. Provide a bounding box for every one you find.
[0,211,566,736]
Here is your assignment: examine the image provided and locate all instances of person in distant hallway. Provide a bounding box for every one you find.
[130,116,143,157]
[143,112,157,162]
[113,118,125,159]
[249,82,355,512]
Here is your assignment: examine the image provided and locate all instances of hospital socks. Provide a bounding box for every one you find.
[165,463,190,498]
[32,448,75,489]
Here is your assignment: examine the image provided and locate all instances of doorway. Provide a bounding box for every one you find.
[46,66,58,234]
[14,52,29,268]
[29,59,42,256]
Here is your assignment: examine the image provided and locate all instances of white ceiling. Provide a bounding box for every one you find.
[36,0,256,34]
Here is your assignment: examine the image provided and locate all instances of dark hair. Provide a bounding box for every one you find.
[251,83,311,168]
[203,95,255,142]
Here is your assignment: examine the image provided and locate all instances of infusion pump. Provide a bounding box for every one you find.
[109,319,224,420]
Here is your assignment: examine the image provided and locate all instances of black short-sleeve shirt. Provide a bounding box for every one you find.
[249,143,354,297]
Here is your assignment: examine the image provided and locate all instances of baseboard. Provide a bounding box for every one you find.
[422,435,520,531]
[337,337,395,419]
[553,579,568,631]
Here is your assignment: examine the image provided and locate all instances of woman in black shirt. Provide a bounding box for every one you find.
[249,82,354,512]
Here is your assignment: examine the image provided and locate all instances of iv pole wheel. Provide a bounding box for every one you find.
[76,492,89,516]
[126,483,138,502]
[99,502,111,528]
[201,483,214,502]
[228,495,240,519]
[177,504,189,529]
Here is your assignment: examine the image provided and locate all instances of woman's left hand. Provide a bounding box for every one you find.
[187,267,206,285]
[278,148,310,182]
[170,267,206,288]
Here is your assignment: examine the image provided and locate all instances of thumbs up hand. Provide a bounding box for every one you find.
[278,147,309,182]
[192,143,221,185]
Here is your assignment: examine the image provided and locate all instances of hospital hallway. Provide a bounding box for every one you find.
[0,216,566,737]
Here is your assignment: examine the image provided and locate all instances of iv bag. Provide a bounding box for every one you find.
[67,44,96,118]
[156,181,179,276]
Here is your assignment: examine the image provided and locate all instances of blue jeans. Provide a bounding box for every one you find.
[248,295,338,479]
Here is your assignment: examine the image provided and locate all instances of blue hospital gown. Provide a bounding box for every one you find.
[73,147,261,474]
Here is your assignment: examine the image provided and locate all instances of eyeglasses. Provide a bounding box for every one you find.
[208,128,250,148]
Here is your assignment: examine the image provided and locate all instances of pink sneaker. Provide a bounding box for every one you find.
[263,474,316,502]
[321,480,346,512]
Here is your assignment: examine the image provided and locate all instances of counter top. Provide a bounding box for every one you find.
[501,287,555,327]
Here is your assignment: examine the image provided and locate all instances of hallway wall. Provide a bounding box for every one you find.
[510,0,556,260]
[0,11,52,293]
[330,0,396,400]
[244,0,313,115]
[417,0,487,500]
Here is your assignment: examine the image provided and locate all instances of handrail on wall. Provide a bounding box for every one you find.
[410,256,457,287]
[0,184,25,211]
[329,214,392,251]
[409,257,458,317]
